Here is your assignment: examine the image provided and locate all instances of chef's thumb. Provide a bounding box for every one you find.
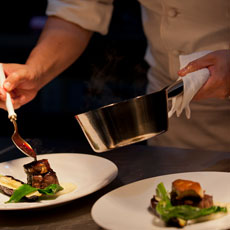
[3,72,24,92]
[178,54,213,77]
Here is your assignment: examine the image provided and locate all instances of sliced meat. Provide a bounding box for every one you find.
[170,190,202,206]
[198,194,213,209]
[24,159,59,189]
[171,179,204,200]
[170,179,213,209]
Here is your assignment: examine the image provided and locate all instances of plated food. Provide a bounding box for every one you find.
[0,158,63,203]
[151,179,227,228]
[91,172,230,230]
[0,153,117,210]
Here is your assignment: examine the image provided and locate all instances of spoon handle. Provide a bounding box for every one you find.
[0,64,17,120]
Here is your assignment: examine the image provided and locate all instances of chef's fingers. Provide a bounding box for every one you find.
[3,69,28,92]
[0,102,6,110]
[193,66,228,100]
[0,95,22,110]
[0,88,25,110]
[178,54,214,77]
[14,95,26,108]
[0,87,6,101]
[193,80,221,100]
[192,80,212,100]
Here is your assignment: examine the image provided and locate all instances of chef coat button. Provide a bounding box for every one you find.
[168,8,177,17]
[172,50,180,56]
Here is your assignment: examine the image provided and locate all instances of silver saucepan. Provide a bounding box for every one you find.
[75,80,183,152]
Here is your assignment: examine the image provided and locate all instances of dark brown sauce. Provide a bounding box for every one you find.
[17,142,37,160]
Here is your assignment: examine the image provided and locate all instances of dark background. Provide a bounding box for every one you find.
[0,0,148,144]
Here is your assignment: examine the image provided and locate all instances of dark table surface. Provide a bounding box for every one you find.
[0,136,230,230]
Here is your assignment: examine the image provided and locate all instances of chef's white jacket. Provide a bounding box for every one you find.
[46,0,230,151]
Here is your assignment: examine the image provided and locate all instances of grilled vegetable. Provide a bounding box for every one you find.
[0,175,41,201]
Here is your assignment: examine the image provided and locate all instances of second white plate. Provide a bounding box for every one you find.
[92,171,230,230]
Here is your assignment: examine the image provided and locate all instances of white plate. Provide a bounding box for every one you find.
[92,171,230,230]
[0,153,118,210]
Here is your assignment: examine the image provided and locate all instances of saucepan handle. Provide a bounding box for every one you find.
[167,79,184,99]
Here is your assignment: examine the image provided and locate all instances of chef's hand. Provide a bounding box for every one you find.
[0,63,40,110]
[178,49,230,100]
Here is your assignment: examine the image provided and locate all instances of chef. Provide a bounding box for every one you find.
[0,0,229,151]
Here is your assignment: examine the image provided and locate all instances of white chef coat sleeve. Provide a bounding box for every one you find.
[46,0,114,35]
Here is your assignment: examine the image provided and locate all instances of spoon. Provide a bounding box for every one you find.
[0,64,37,160]
[10,115,37,160]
